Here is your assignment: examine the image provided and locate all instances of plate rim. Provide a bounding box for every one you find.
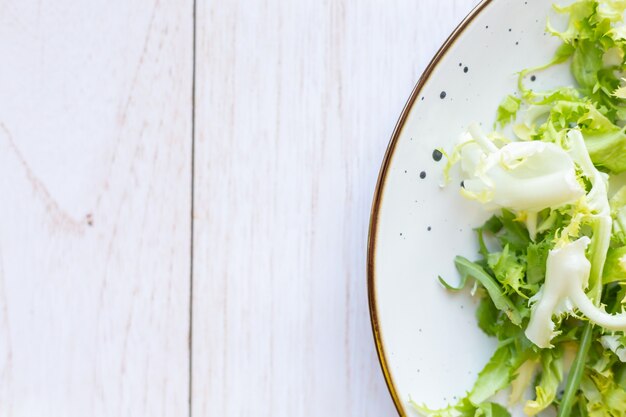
[366,1,494,415]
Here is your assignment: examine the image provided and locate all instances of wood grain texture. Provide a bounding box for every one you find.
[0,1,192,416]
[0,1,481,415]
[192,1,479,416]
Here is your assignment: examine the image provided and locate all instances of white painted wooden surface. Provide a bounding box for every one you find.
[193,1,479,416]
[0,1,192,416]
[0,0,478,416]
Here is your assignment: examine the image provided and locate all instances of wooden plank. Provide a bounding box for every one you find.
[192,1,478,415]
[0,1,193,415]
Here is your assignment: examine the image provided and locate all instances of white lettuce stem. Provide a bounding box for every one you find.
[468,123,498,153]
[567,130,611,301]
[525,237,593,348]
[571,288,626,331]
[525,232,624,348]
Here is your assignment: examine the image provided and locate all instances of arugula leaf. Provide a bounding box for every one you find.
[476,296,499,337]
[498,210,531,253]
[482,216,505,234]
[526,240,551,285]
[614,362,626,390]
[476,216,503,259]
[447,257,523,326]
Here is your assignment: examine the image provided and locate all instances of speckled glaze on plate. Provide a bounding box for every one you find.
[367,1,571,415]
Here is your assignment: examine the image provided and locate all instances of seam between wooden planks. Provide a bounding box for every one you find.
[189,0,197,415]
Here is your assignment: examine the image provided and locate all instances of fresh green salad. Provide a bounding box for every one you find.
[415,1,626,416]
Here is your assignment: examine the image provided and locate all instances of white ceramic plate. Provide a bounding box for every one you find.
[367,0,572,415]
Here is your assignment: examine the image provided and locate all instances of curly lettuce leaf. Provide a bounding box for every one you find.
[496,95,522,127]
[411,399,511,417]
[580,369,626,416]
[583,128,626,173]
[516,0,626,173]
[411,398,476,417]
[412,345,521,417]
[524,347,564,416]
[488,245,529,296]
